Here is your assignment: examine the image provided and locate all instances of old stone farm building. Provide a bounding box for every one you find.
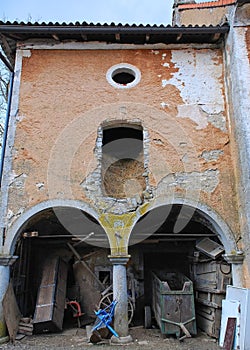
[0,0,249,344]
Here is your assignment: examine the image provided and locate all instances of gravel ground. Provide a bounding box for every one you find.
[0,327,221,350]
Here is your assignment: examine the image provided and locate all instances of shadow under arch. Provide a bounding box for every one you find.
[129,199,237,253]
[4,199,109,255]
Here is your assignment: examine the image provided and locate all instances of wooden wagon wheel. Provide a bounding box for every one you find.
[98,292,134,324]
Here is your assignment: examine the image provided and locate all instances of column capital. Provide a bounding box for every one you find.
[223,252,245,264]
[108,255,131,265]
[0,255,18,266]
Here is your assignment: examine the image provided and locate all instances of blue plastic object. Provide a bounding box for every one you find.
[92,300,119,338]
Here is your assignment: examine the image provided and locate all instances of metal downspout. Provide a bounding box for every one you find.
[0,70,14,187]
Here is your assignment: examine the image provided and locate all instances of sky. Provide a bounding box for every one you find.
[2,0,176,25]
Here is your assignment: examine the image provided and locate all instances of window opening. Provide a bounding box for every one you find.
[112,70,135,85]
[106,63,141,89]
[102,125,146,199]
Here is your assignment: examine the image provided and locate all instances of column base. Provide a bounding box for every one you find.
[110,334,133,344]
[0,336,9,345]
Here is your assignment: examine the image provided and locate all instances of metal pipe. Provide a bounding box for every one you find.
[0,70,14,187]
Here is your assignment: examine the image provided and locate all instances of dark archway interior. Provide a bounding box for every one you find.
[19,207,106,240]
[11,204,231,339]
[11,207,109,321]
[130,204,216,245]
[128,205,231,338]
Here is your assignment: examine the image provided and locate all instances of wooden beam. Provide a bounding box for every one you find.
[0,51,13,71]
[3,282,21,344]
[211,33,221,42]
[176,33,183,41]
[52,34,60,41]
[67,242,105,290]
[81,33,88,40]
[0,34,15,67]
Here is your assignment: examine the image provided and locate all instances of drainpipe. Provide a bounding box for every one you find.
[0,64,14,187]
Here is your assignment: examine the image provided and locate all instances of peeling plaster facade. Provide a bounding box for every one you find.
[3,47,239,249]
[0,0,250,341]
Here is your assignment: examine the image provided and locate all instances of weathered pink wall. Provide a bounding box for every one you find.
[8,48,239,238]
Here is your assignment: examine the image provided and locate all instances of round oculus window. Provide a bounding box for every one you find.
[106,63,141,89]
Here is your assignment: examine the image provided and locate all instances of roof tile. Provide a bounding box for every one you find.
[178,0,236,9]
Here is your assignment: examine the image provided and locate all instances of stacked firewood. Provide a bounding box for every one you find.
[18,317,33,336]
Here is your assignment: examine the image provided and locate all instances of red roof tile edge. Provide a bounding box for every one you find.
[178,0,236,9]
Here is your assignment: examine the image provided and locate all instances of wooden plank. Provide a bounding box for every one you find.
[67,243,105,290]
[19,322,33,329]
[33,257,67,332]
[196,301,222,339]
[18,325,33,332]
[73,261,102,317]
[196,297,220,309]
[15,333,26,340]
[3,281,22,344]
[223,318,236,350]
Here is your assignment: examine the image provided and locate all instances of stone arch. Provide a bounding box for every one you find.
[129,198,244,287]
[130,198,238,253]
[4,199,105,255]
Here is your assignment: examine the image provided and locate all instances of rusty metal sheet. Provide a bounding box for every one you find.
[223,317,236,350]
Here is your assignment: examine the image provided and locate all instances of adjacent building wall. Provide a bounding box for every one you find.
[173,0,235,25]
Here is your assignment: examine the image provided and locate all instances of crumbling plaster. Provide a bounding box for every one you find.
[173,5,235,26]
[2,46,240,254]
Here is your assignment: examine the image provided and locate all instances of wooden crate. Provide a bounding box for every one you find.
[190,259,231,293]
[33,257,68,333]
[196,303,222,339]
[189,258,231,339]
[195,289,225,308]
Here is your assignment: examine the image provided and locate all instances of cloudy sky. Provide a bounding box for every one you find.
[2,0,175,25]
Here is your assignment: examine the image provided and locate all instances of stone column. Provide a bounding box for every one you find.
[224,23,250,275]
[109,256,132,344]
[0,256,17,338]
[223,253,245,287]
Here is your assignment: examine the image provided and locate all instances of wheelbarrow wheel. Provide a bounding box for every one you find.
[144,306,152,329]
[98,292,134,324]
